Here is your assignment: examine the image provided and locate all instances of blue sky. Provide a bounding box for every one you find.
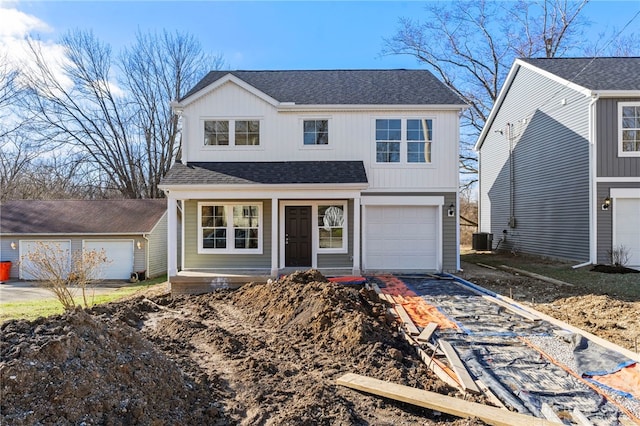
[3,1,639,71]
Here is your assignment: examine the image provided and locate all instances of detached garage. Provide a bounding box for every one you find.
[1,200,167,281]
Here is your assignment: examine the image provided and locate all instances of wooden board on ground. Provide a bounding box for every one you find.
[417,322,438,343]
[541,403,562,423]
[336,373,563,426]
[394,303,420,335]
[438,339,481,394]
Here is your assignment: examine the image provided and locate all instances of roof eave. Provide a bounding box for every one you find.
[158,182,369,192]
[276,103,468,112]
[592,90,640,98]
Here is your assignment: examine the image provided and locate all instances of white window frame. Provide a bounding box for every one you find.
[202,118,263,149]
[316,201,349,254]
[619,102,640,157]
[197,202,263,254]
[300,117,332,150]
[372,117,436,166]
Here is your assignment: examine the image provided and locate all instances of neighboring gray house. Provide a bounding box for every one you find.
[476,57,640,268]
[0,199,168,280]
[159,70,466,290]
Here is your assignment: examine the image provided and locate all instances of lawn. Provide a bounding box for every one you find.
[0,276,167,323]
[461,251,640,300]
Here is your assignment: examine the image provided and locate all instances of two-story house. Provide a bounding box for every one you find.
[159,70,466,289]
[475,58,640,269]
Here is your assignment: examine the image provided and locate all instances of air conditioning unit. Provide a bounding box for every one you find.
[472,232,493,251]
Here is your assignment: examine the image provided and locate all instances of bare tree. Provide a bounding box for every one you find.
[19,29,220,199]
[384,0,590,188]
[120,30,223,198]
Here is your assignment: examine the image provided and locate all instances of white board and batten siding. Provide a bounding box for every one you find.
[181,81,460,192]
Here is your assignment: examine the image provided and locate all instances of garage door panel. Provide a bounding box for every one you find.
[365,206,438,270]
[20,240,71,280]
[84,240,134,280]
[615,198,640,268]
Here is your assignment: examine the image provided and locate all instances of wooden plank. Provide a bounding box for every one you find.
[370,282,383,294]
[474,380,507,410]
[417,322,438,343]
[394,303,420,336]
[571,408,594,426]
[498,265,574,287]
[401,331,460,390]
[438,339,481,394]
[476,262,498,270]
[540,403,562,423]
[481,295,540,321]
[336,373,563,426]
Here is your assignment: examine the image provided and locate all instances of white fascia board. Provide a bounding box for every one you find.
[159,183,368,200]
[277,104,468,112]
[176,74,281,108]
[611,188,640,198]
[474,61,521,151]
[593,90,640,98]
[4,232,145,237]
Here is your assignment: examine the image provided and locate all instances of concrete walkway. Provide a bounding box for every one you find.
[0,280,133,303]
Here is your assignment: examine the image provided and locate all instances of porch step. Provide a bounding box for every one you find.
[169,275,270,295]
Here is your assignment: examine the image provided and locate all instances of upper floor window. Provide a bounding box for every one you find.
[620,103,640,157]
[303,120,329,145]
[204,119,260,146]
[375,118,433,163]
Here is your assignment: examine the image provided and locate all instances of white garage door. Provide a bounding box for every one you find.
[614,198,640,268]
[20,240,72,280]
[365,206,438,270]
[84,240,134,280]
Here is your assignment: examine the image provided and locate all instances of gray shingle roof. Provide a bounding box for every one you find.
[181,69,466,105]
[1,199,166,234]
[160,161,368,186]
[520,57,640,91]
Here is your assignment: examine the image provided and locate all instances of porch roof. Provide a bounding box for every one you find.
[160,161,368,186]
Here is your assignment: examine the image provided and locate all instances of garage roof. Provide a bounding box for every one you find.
[0,199,166,235]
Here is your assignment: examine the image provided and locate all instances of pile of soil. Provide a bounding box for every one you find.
[1,270,484,425]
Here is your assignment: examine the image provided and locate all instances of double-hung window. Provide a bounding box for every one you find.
[375,118,433,164]
[303,120,329,145]
[204,119,260,146]
[620,103,640,157]
[318,204,346,250]
[199,202,262,253]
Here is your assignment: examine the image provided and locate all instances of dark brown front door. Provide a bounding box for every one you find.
[285,206,312,267]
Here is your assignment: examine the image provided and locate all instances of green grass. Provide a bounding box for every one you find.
[461,252,640,300]
[0,276,167,323]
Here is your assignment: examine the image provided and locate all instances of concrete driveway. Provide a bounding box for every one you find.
[0,280,133,303]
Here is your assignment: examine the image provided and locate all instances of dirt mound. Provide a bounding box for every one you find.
[1,271,480,425]
[1,308,223,425]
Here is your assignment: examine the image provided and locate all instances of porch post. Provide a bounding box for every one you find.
[352,197,361,276]
[167,196,178,278]
[271,198,279,277]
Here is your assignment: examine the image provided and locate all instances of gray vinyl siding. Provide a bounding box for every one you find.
[596,97,640,178]
[317,200,354,269]
[146,212,168,278]
[184,199,272,269]
[479,66,591,261]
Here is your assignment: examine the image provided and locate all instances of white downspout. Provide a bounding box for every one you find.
[588,93,600,266]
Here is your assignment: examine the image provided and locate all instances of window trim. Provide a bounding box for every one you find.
[316,201,348,254]
[202,118,263,149]
[618,102,640,157]
[197,202,263,254]
[300,117,333,150]
[372,117,436,166]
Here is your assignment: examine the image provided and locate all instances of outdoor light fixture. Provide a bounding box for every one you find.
[10,242,16,250]
[447,203,456,217]
[602,197,611,211]
[137,241,143,250]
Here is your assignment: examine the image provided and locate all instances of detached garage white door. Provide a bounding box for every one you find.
[365,206,438,270]
[84,240,134,280]
[614,198,640,268]
[20,240,71,280]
